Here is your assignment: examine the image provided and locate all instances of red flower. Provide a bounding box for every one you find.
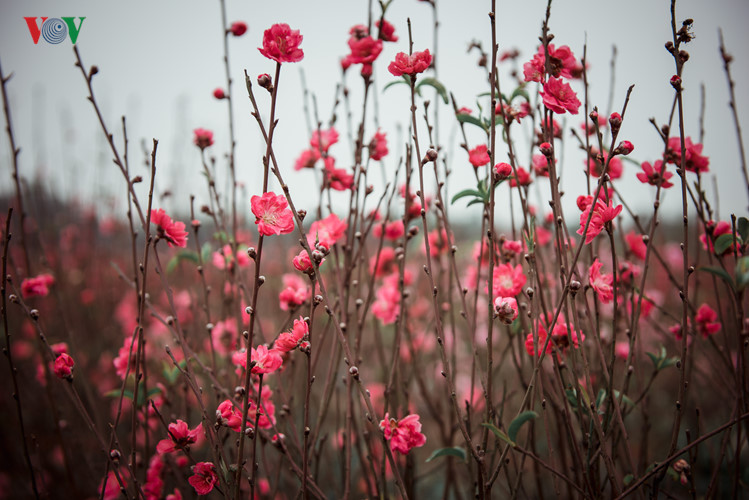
[525,316,584,357]
[229,21,247,37]
[577,199,622,244]
[665,136,709,173]
[387,49,432,76]
[372,275,401,325]
[695,303,721,338]
[212,88,226,99]
[150,209,188,248]
[347,36,383,65]
[636,160,673,188]
[588,259,614,304]
[258,23,304,63]
[700,220,732,254]
[251,192,295,236]
[275,317,308,352]
[468,144,490,168]
[53,353,75,380]
[156,420,202,454]
[369,129,389,160]
[494,162,513,179]
[188,462,217,496]
[491,263,526,298]
[21,273,54,298]
[540,77,581,115]
[379,413,427,455]
[193,128,213,150]
[523,44,578,83]
[375,19,398,42]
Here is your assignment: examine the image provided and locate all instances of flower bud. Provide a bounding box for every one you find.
[494,162,513,180]
[670,75,682,91]
[613,140,634,156]
[229,21,248,37]
[213,88,226,100]
[608,112,622,134]
[539,142,553,158]
[257,73,273,92]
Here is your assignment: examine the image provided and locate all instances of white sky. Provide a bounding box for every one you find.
[1,0,748,228]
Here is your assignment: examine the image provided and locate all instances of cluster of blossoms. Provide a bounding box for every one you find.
[523,44,582,115]
[21,273,55,298]
[525,315,585,358]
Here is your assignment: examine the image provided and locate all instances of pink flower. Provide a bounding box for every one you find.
[374,220,405,241]
[615,140,634,156]
[216,400,244,431]
[251,192,295,236]
[347,36,383,65]
[379,413,427,455]
[21,273,54,298]
[375,19,398,42]
[523,44,578,83]
[369,129,389,160]
[531,154,553,177]
[193,128,214,150]
[293,250,315,273]
[279,273,310,311]
[258,23,304,63]
[308,213,347,250]
[457,107,473,116]
[324,157,354,191]
[251,345,283,374]
[636,160,673,188]
[468,144,490,168]
[387,49,432,76]
[310,127,339,153]
[695,304,721,338]
[211,318,238,356]
[156,420,202,454]
[212,244,249,270]
[294,148,319,170]
[665,136,709,173]
[494,296,519,324]
[372,274,401,325]
[625,232,648,260]
[525,317,584,357]
[229,21,247,37]
[212,88,226,99]
[577,199,622,244]
[275,317,308,352]
[588,259,614,304]
[510,167,532,187]
[540,77,581,115]
[491,263,526,298]
[150,209,188,248]
[53,353,75,379]
[188,462,217,496]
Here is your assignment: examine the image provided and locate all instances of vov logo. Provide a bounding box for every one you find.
[24,17,85,45]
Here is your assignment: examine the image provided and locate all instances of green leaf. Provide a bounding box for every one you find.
[451,189,483,205]
[565,388,579,409]
[163,363,181,385]
[738,217,749,243]
[416,77,449,104]
[213,231,229,244]
[714,233,737,255]
[425,446,467,463]
[166,251,199,274]
[510,87,530,102]
[466,198,487,208]
[456,113,488,132]
[201,242,213,262]
[508,411,538,443]
[698,266,735,291]
[482,423,515,447]
[612,390,634,408]
[646,351,660,369]
[623,474,634,486]
[736,256,749,292]
[105,389,133,400]
[383,76,410,93]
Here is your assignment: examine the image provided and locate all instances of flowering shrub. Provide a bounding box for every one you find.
[1,3,748,500]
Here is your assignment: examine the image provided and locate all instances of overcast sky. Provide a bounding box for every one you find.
[1,0,748,228]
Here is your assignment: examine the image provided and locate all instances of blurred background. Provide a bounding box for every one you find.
[1,0,748,226]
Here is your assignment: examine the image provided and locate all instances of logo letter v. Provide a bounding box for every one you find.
[62,17,85,44]
[24,17,48,44]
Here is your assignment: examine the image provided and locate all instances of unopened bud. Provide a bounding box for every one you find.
[539,142,553,158]
[257,73,273,92]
